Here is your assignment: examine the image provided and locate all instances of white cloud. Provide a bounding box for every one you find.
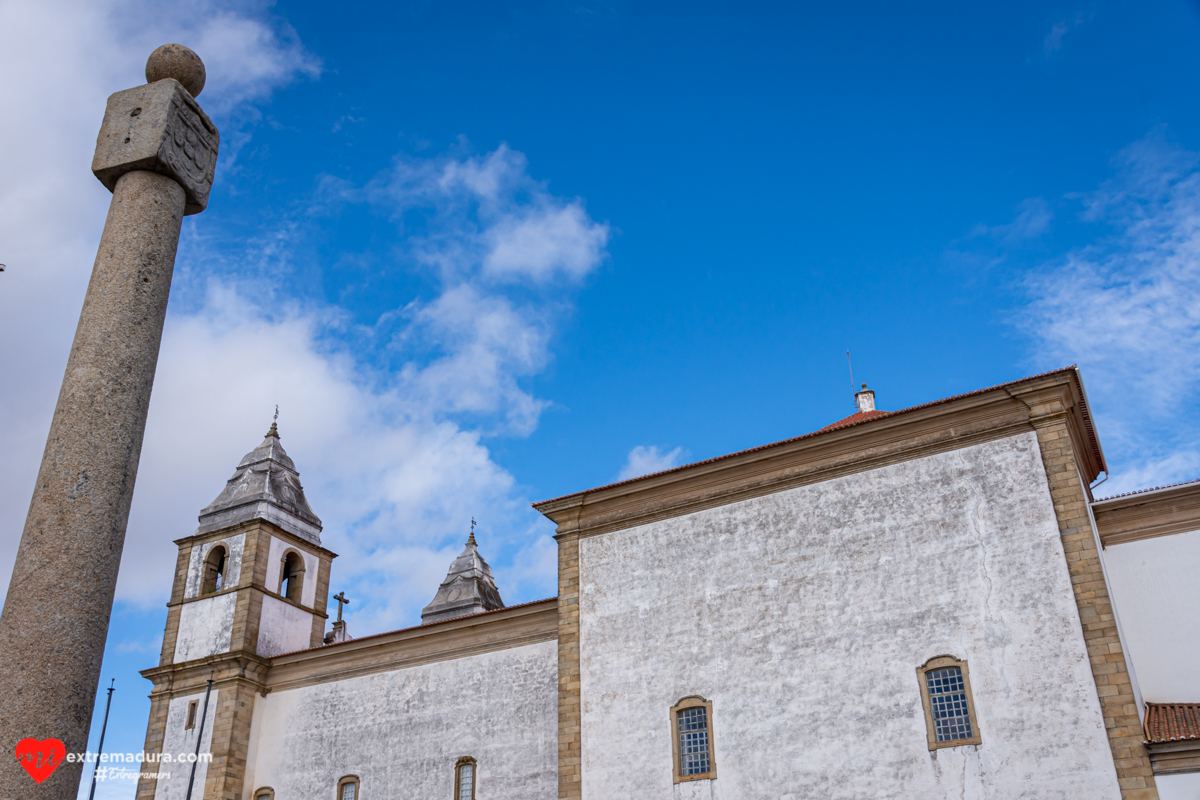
[375,144,611,286]
[0,0,593,637]
[1023,133,1200,493]
[970,197,1053,244]
[0,0,319,608]
[617,445,689,482]
[124,283,558,631]
[1043,12,1088,55]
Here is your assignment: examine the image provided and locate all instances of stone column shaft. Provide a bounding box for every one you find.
[0,170,186,799]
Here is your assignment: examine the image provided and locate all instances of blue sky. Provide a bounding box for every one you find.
[1,1,1199,796]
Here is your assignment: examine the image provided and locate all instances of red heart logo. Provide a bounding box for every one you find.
[15,738,66,784]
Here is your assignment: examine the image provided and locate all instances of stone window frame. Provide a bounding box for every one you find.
[200,543,228,595]
[670,695,717,784]
[185,700,198,729]
[454,756,477,800]
[917,655,982,750]
[279,548,306,603]
[336,774,360,800]
[253,788,274,800]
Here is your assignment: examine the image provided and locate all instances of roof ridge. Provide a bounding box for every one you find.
[533,366,1082,508]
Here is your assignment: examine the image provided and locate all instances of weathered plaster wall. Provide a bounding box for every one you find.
[263,534,318,607]
[153,689,217,800]
[256,595,315,657]
[182,533,245,598]
[1157,773,1200,800]
[242,641,556,800]
[1103,530,1200,701]
[173,593,236,662]
[578,432,1121,800]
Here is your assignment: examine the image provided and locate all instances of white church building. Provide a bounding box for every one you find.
[134,366,1199,800]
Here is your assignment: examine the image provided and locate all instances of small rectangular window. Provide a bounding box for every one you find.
[918,656,982,749]
[671,696,716,783]
[678,707,710,775]
[185,700,198,730]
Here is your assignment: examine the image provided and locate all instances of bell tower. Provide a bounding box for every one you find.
[136,423,337,800]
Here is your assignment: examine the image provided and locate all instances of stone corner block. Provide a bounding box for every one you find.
[92,78,220,215]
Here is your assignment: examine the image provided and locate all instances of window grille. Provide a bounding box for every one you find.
[337,776,359,800]
[455,758,476,800]
[917,656,981,749]
[926,667,973,742]
[678,707,711,775]
[670,696,716,783]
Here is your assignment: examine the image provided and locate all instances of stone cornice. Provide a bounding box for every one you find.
[538,369,1104,539]
[1092,481,1200,547]
[141,650,272,697]
[141,601,557,698]
[173,517,339,560]
[263,599,558,694]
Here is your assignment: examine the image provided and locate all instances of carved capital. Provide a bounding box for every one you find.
[92,78,219,215]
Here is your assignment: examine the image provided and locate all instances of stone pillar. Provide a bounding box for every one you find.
[0,44,218,800]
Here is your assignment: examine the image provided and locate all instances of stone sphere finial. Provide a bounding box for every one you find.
[145,44,206,97]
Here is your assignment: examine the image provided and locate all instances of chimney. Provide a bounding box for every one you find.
[855,383,875,413]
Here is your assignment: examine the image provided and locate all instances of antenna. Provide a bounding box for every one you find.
[846,351,856,410]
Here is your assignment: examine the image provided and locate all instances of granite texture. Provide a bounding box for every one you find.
[92,79,219,215]
[0,170,186,799]
[144,43,206,97]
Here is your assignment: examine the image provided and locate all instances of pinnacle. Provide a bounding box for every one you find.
[266,421,279,438]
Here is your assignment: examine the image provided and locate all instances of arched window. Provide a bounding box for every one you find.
[280,550,305,602]
[454,757,476,800]
[253,788,274,800]
[201,545,227,595]
[336,775,359,800]
[917,655,982,749]
[671,696,716,783]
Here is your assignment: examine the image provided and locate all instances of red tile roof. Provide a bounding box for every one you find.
[1145,703,1200,744]
[534,366,1094,508]
[816,409,892,432]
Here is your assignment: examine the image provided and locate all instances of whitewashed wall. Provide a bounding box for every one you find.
[577,432,1121,800]
[257,594,315,657]
[154,689,218,800]
[173,594,236,662]
[1158,773,1200,800]
[242,640,557,800]
[1103,530,1200,702]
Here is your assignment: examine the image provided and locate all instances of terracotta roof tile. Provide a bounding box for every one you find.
[1145,703,1200,744]
[816,409,892,432]
[534,366,1088,508]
